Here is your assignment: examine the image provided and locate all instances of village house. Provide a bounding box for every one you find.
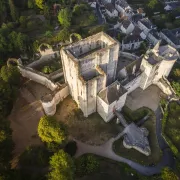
[138,18,157,36]
[147,29,161,46]
[121,34,143,51]
[164,1,180,11]
[120,19,135,34]
[88,0,97,8]
[105,3,118,17]
[160,29,180,49]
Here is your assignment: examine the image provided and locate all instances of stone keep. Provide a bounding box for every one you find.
[61,32,119,117]
[140,43,179,90]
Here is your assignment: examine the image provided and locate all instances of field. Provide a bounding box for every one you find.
[113,107,162,165]
[55,96,119,145]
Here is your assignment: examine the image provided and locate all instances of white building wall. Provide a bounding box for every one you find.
[122,41,142,51]
[138,21,151,36]
[153,59,176,82]
[106,9,118,17]
[124,75,142,94]
[121,23,135,34]
[97,92,128,122]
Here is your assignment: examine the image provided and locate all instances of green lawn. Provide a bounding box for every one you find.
[113,107,162,165]
[163,102,180,154]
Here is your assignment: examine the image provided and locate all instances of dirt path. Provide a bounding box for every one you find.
[8,86,44,159]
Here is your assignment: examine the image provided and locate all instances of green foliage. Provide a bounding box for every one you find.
[0,130,7,142]
[75,154,100,177]
[28,0,35,9]
[19,146,50,167]
[58,8,72,27]
[56,28,70,42]
[41,65,57,74]
[45,30,53,38]
[161,167,178,180]
[19,16,27,28]
[88,25,108,35]
[0,65,20,86]
[122,106,150,123]
[172,81,180,96]
[48,150,75,180]
[162,102,180,157]
[8,0,19,21]
[139,41,147,54]
[147,0,158,9]
[38,116,67,144]
[73,4,89,15]
[35,0,44,9]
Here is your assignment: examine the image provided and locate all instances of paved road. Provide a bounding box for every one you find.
[75,106,175,176]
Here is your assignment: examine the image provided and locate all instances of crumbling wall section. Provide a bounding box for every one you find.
[18,65,58,91]
[41,85,69,116]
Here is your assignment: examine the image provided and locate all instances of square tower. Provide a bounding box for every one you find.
[61,32,119,117]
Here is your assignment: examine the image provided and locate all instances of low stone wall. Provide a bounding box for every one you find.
[153,76,176,96]
[19,65,58,91]
[120,52,139,60]
[41,85,69,116]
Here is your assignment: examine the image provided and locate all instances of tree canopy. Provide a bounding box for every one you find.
[48,150,75,180]
[35,0,44,9]
[58,8,72,27]
[38,116,67,144]
[161,167,178,180]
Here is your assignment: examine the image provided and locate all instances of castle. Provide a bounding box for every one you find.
[61,32,179,122]
[18,32,179,122]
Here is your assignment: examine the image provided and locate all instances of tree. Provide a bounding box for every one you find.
[75,155,99,177]
[28,0,35,9]
[35,0,44,9]
[161,167,178,180]
[172,81,180,96]
[0,130,7,142]
[8,0,19,21]
[139,41,147,54]
[58,8,72,27]
[48,150,75,180]
[73,4,88,16]
[0,65,20,86]
[19,16,27,28]
[56,28,70,42]
[38,116,67,144]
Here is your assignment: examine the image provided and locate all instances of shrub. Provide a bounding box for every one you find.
[38,116,67,144]
[75,154,99,177]
[19,146,50,167]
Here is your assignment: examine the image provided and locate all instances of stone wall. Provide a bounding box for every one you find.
[153,76,176,96]
[124,75,142,94]
[19,65,58,91]
[41,85,69,116]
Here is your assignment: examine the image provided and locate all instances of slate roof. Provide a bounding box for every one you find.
[105,3,116,13]
[98,81,127,104]
[116,0,129,9]
[171,28,180,36]
[165,2,180,10]
[131,14,143,23]
[148,29,160,40]
[123,34,143,44]
[139,18,155,29]
[161,29,180,45]
[121,20,131,29]
[132,26,143,35]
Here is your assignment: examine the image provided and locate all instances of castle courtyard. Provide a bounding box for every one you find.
[125,85,163,111]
